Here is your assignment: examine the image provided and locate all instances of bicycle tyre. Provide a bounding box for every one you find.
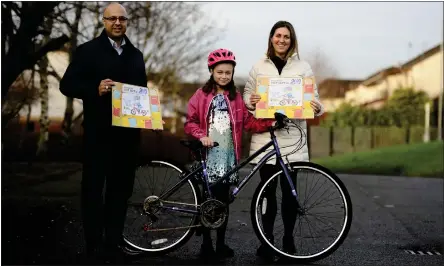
[123,160,202,255]
[250,161,353,263]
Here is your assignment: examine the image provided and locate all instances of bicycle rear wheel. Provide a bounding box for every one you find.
[251,161,352,263]
[123,160,201,254]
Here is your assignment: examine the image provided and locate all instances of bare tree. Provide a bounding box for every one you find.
[55,2,125,136]
[1,64,39,153]
[304,47,338,84]
[36,16,54,157]
[122,2,221,91]
[1,68,38,130]
[1,2,70,99]
[123,2,221,133]
[10,2,221,140]
[54,2,221,135]
[2,2,98,140]
[59,2,84,139]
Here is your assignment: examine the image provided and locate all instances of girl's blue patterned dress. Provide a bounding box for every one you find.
[206,94,239,184]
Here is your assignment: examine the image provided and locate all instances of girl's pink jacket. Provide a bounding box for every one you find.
[184,88,274,162]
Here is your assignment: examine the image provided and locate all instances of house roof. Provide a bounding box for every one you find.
[361,66,403,86]
[361,43,442,87]
[318,78,363,98]
[402,43,442,69]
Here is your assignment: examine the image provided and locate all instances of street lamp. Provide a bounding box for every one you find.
[424,101,431,143]
[438,29,443,141]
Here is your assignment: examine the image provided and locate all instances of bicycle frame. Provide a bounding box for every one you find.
[158,128,299,216]
[211,129,298,201]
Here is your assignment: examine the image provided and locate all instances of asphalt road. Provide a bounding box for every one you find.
[124,168,444,266]
[3,166,443,265]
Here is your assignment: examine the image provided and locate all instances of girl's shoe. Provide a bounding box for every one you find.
[282,235,296,254]
[216,243,235,258]
[199,243,216,259]
[256,244,276,262]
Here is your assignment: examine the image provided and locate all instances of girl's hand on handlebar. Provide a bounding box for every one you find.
[200,136,214,147]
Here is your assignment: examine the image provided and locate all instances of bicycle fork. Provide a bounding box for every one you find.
[279,157,298,199]
[279,157,306,215]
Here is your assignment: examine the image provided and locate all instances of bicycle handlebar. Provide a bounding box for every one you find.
[209,113,288,148]
[270,112,292,131]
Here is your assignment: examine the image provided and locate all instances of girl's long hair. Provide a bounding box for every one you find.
[202,64,237,101]
[266,20,300,61]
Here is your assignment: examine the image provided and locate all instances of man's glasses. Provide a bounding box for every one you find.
[103,16,129,23]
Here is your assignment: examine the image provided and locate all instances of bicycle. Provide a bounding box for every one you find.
[123,112,353,263]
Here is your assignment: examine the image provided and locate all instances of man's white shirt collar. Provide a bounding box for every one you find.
[108,37,126,55]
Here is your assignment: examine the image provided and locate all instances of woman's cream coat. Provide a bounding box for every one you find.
[243,53,325,165]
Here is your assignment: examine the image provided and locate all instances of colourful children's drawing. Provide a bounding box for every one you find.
[121,85,151,116]
[111,82,163,129]
[255,76,315,119]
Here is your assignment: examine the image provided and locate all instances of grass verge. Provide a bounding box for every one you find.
[313,141,444,177]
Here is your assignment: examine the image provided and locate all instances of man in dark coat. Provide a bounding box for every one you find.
[59,3,147,263]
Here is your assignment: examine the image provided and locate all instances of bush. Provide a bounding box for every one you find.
[321,87,430,128]
[385,88,429,127]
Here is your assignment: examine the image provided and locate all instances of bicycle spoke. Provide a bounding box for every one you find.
[307,212,345,220]
[159,170,169,195]
[304,177,328,207]
[150,164,156,194]
[144,168,155,195]
[306,189,338,211]
[308,198,343,210]
[302,215,318,246]
[254,164,351,262]
[297,215,304,253]
[124,161,199,253]
[169,190,194,201]
[135,174,145,194]
[306,213,341,234]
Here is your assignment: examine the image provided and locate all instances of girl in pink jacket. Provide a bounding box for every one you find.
[184,49,274,259]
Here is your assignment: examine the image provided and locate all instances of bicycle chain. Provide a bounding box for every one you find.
[142,199,200,232]
[144,224,202,232]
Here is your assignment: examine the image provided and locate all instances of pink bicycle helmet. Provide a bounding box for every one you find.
[207,48,236,69]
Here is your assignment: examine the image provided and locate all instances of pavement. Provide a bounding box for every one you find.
[2,164,443,265]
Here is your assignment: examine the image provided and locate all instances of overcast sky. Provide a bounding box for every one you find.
[198,1,443,80]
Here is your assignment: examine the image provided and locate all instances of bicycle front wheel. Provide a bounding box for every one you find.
[251,161,352,263]
[123,160,201,254]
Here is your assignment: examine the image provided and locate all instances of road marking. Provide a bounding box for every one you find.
[403,249,442,256]
[384,204,395,208]
[373,196,380,199]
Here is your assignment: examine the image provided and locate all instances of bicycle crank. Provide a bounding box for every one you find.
[200,199,228,229]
